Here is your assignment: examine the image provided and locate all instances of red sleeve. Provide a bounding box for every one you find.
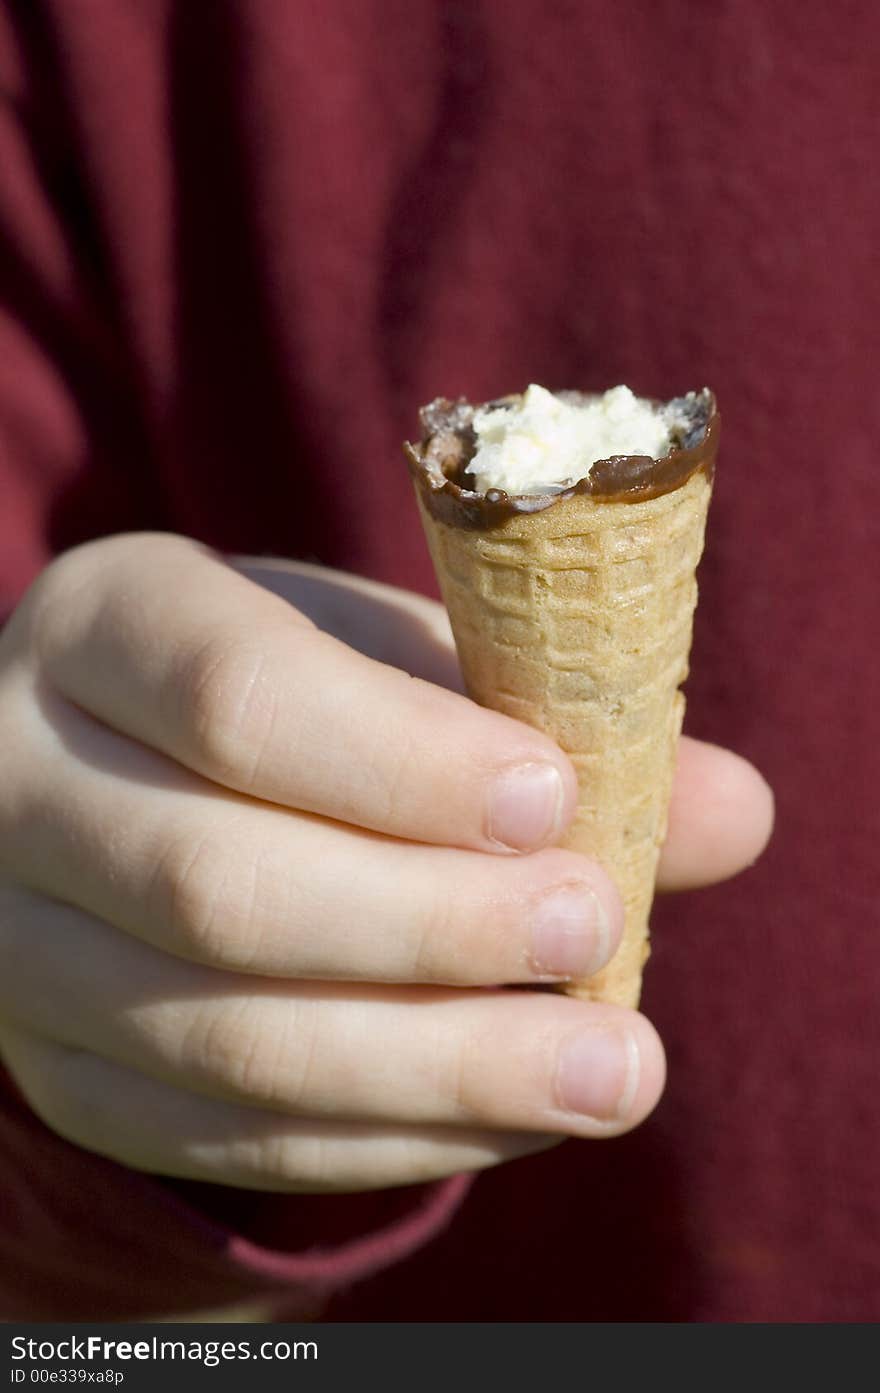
[0,12,79,613]
[0,3,470,1318]
[0,1066,471,1320]
[0,0,163,618]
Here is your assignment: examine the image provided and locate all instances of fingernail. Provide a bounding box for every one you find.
[556,1028,640,1120]
[487,763,564,852]
[531,886,611,979]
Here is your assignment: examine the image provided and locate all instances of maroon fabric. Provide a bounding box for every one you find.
[0,1072,470,1320]
[1,0,878,1321]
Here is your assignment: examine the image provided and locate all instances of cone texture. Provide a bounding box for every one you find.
[416,470,712,1007]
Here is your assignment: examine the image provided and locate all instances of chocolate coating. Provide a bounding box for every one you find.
[405,388,719,531]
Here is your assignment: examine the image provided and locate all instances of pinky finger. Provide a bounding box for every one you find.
[0,1028,558,1193]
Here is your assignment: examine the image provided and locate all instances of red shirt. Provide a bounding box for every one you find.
[1,0,878,1321]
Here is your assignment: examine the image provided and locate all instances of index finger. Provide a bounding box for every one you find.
[31,534,578,853]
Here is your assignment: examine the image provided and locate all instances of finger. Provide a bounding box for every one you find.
[657,737,775,892]
[5,689,621,983]
[232,557,465,691]
[0,894,665,1138]
[0,1027,556,1192]
[30,534,578,853]
[246,577,776,894]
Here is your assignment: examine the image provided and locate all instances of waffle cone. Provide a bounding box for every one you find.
[414,469,712,1007]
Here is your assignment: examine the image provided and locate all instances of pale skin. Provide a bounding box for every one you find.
[0,533,774,1193]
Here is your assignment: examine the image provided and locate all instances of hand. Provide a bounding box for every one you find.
[0,534,773,1192]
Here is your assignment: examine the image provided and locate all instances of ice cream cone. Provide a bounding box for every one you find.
[406,393,717,1007]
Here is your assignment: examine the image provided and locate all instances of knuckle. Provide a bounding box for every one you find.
[150,824,234,964]
[176,632,279,789]
[283,1003,322,1112]
[414,1008,492,1125]
[9,536,184,662]
[182,998,305,1111]
[255,1130,336,1191]
[12,534,188,668]
[409,871,521,986]
[408,887,464,983]
[185,1001,265,1097]
[151,823,281,970]
[0,680,40,847]
[444,1023,493,1122]
[9,1038,110,1154]
[338,719,412,830]
[444,1015,544,1126]
[15,552,85,657]
[445,1036,487,1119]
[371,725,416,824]
[27,538,126,645]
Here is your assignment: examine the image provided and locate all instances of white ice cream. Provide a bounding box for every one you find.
[467,384,675,495]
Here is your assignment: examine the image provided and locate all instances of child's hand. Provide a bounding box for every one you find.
[0,535,773,1191]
